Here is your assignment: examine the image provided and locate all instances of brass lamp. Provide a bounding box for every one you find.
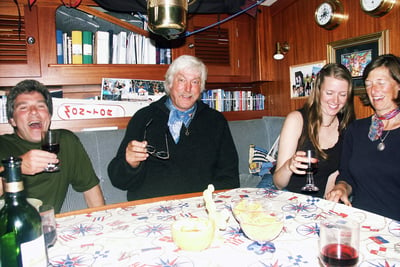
[147,0,188,40]
[273,42,290,60]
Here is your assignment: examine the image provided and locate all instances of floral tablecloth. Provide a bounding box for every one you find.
[48,188,400,266]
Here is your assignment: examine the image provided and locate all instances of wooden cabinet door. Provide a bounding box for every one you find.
[173,13,255,83]
[253,6,275,81]
[0,5,41,79]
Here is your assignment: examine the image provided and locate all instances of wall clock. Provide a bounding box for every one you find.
[315,0,345,30]
[360,0,395,17]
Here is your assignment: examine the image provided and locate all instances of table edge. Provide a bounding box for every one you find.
[56,189,228,218]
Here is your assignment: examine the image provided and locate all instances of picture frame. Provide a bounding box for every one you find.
[289,60,326,99]
[101,78,165,101]
[327,30,389,94]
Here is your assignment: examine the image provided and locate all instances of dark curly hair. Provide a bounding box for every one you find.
[6,79,53,120]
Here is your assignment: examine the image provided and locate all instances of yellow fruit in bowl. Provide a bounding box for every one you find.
[171,218,215,251]
[232,199,284,243]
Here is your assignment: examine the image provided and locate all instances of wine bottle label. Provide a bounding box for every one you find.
[4,181,24,193]
[20,234,48,267]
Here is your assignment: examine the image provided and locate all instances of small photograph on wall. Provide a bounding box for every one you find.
[101,78,165,101]
[289,61,326,99]
[102,78,133,101]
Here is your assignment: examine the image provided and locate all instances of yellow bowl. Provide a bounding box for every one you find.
[233,199,284,243]
[171,218,215,251]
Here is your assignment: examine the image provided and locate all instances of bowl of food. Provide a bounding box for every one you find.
[232,199,284,243]
[171,217,215,251]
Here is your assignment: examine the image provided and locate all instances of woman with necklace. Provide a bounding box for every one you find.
[327,54,400,221]
[272,63,355,198]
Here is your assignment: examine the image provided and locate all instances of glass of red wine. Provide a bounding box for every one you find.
[39,204,57,248]
[319,217,360,267]
[301,149,319,194]
[41,130,60,172]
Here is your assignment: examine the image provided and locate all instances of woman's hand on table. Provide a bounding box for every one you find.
[326,181,352,206]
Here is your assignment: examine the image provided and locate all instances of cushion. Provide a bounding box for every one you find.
[248,135,279,176]
[248,144,275,176]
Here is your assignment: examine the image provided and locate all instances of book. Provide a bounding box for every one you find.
[107,30,114,64]
[112,33,118,64]
[82,31,93,64]
[117,31,127,64]
[143,37,157,64]
[93,31,109,64]
[67,36,72,64]
[62,32,68,64]
[56,29,64,64]
[71,30,83,64]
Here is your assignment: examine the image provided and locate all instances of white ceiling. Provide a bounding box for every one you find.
[261,0,278,6]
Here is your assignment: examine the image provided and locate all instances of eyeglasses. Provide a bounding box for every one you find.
[144,119,170,160]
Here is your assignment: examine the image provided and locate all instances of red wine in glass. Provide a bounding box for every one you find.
[320,243,359,267]
[41,130,60,172]
[306,160,318,173]
[41,143,60,154]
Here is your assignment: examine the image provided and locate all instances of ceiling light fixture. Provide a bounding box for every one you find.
[273,42,290,60]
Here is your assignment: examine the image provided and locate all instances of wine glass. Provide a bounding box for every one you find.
[39,204,57,248]
[319,217,359,267]
[301,149,319,194]
[41,130,60,172]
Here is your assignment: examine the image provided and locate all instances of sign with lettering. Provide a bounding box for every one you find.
[57,103,126,120]
[51,98,161,121]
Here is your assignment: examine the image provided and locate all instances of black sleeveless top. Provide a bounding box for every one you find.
[285,108,343,198]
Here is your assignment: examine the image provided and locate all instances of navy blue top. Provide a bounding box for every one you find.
[337,116,400,220]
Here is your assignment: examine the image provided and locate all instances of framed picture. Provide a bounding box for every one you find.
[327,30,389,94]
[289,61,326,99]
[101,78,165,101]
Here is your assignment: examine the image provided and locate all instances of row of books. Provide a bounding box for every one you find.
[56,29,172,65]
[201,90,265,112]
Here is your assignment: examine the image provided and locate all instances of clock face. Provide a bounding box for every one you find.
[316,3,333,26]
[360,0,395,17]
[361,0,383,11]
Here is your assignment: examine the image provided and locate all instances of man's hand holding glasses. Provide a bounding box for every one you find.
[125,140,150,168]
[125,119,170,168]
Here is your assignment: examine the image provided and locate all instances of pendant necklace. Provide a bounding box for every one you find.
[377,130,391,151]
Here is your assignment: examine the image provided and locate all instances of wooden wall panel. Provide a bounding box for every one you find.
[265,0,400,119]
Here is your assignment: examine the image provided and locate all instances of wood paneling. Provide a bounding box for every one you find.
[265,0,400,119]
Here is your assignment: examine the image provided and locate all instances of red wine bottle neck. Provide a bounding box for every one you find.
[2,157,23,183]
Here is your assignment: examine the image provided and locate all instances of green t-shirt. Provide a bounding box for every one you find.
[0,129,99,213]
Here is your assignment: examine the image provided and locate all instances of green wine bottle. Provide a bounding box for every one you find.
[0,157,48,267]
